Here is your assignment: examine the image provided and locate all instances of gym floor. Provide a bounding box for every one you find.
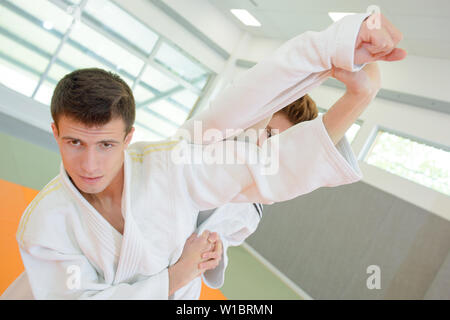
[0,130,302,299]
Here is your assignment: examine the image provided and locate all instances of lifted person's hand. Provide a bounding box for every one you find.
[331,62,381,97]
[355,13,407,64]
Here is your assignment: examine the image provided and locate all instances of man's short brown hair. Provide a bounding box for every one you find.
[276,94,318,125]
[51,68,135,135]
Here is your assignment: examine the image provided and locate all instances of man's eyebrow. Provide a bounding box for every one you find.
[61,136,81,141]
[98,139,120,144]
[61,136,120,144]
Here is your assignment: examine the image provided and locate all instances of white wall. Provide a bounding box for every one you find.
[378,55,450,102]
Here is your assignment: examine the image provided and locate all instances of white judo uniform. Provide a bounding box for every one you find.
[1,13,368,300]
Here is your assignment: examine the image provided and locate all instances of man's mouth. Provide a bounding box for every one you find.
[80,176,103,184]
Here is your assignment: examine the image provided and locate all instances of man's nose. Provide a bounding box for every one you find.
[80,148,99,175]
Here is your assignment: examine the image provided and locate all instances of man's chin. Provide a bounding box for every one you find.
[73,178,107,195]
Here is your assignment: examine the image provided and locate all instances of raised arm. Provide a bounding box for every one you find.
[323,63,381,144]
[179,13,370,144]
[179,13,404,145]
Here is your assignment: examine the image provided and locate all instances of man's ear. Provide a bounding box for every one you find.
[51,123,59,140]
[124,127,135,147]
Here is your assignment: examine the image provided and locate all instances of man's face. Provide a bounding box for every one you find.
[258,112,294,147]
[51,116,134,194]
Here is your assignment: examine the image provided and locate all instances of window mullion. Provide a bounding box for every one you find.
[31,0,88,98]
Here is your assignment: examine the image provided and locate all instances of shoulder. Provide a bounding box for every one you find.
[127,139,182,162]
[17,176,75,249]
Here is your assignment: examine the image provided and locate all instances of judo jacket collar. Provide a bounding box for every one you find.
[59,151,144,284]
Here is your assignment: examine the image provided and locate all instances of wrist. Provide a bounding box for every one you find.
[345,87,378,99]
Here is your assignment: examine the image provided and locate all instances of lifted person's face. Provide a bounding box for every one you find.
[258,112,294,147]
[51,116,134,194]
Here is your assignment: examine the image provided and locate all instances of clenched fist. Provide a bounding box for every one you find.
[355,13,407,64]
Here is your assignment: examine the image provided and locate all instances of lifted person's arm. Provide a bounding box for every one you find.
[323,63,381,145]
[180,13,404,144]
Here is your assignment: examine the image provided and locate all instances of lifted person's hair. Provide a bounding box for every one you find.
[51,68,136,135]
[277,94,318,125]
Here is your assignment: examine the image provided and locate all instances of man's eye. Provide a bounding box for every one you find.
[70,140,80,146]
[102,143,113,148]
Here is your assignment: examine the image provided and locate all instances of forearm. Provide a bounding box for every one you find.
[168,261,196,296]
[168,264,182,296]
[322,90,377,145]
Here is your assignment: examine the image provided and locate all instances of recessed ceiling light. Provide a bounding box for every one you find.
[230,9,261,27]
[328,12,355,22]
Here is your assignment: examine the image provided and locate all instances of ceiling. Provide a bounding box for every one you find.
[207,0,450,60]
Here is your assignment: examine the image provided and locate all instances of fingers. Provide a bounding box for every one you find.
[198,252,222,272]
[380,14,403,45]
[355,13,405,64]
[201,250,221,261]
[365,28,395,56]
[207,232,219,244]
[198,233,223,271]
[201,230,210,239]
[198,259,219,271]
[380,47,407,62]
[215,237,223,256]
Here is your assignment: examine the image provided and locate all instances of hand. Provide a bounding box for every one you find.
[331,62,381,96]
[355,13,407,64]
[168,230,221,295]
[199,231,223,271]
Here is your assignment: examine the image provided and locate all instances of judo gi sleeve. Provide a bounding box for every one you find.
[17,244,169,299]
[178,13,370,144]
[196,203,262,288]
[172,114,363,210]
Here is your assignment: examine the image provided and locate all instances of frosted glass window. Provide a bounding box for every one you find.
[131,124,164,144]
[0,0,214,137]
[154,43,210,83]
[170,90,199,110]
[0,5,62,55]
[34,81,55,106]
[365,131,450,196]
[83,0,159,55]
[140,64,178,93]
[345,123,361,144]
[4,0,73,34]
[68,22,144,77]
[57,43,111,72]
[46,63,73,82]
[136,109,178,138]
[0,0,72,96]
[133,86,156,105]
[147,100,188,127]
[0,57,40,96]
